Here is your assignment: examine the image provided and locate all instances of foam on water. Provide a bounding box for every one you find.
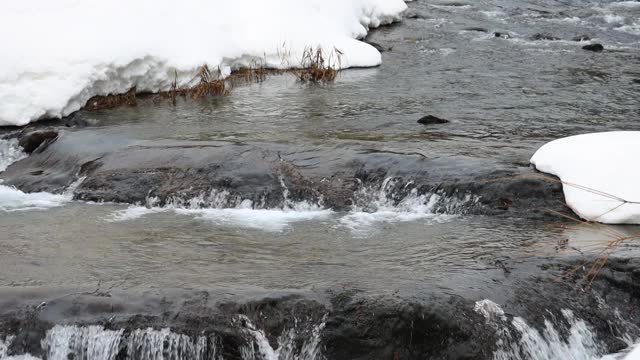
[0,186,70,212]
[0,138,83,212]
[107,189,332,232]
[0,178,84,212]
[0,138,26,172]
[106,178,475,234]
[107,177,477,234]
[1,336,13,358]
[340,177,473,236]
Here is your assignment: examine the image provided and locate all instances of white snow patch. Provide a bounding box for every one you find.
[0,0,408,126]
[531,132,640,224]
[622,344,640,359]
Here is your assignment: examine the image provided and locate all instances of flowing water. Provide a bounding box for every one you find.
[1,0,639,358]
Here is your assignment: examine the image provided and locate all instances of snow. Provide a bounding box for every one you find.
[0,0,408,126]
[530,131,640,224]
[624,344,640,359]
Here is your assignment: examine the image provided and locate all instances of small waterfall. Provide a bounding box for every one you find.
[340,177,479,234]
[1,336,14,358]
[475,299,622,360]
[350,177,480,215]
[43,325,123,360]
[237,315,326,360]
[0,137,84,212]
[126,328,213,360]
[4,316,325,360]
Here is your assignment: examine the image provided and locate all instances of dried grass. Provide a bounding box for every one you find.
[494,173,640,287]
[162,65,228,102]
[291,46,342,83]
[81,45,344,113]
[84,87,137,111]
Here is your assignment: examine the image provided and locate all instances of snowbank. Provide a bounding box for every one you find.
[0,0,408,126]
[530,132,640,224]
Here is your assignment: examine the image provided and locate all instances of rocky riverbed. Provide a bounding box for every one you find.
[1,0,639,358]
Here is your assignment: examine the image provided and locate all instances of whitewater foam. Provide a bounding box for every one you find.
[107,189,332,232]
[0,138,26,172]
[0,177,84,213]
[106,177,477,234]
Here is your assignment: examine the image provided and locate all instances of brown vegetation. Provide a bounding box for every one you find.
[291,46,342,83]
[84,87,137,111]
[82,46,344,112]
[501,173,640,287]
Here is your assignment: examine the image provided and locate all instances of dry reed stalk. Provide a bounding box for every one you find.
[84,87,137,111]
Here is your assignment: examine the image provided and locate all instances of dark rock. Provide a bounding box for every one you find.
[2,257,640,359]
[18,130,58,154]
[572,35,591,42]
[494,32,511,39]
[582,43,604,52]
[417,115,449,125]
[464,27,488,33]
[365,41,388,53]
[404,10,426,19]
[530,33,561,41]
[0,129,572,220]
[632,79,640,84]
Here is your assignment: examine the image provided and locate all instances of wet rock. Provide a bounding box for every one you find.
[404,10,427,19]
[18,130,58,154]
[2,258,640,360]
[582,43,604,52]
[572,35,591,42]
[530,33,561,41]
[417,115,449,125]
[0,129,570,220]
[463,27,488,33]
[364,41,389,53]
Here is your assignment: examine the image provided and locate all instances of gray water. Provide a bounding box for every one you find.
[1,0,639,359]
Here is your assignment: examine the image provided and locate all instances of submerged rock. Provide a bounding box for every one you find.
[582,43,604,52]
[530,33,561,41]
[572,35,591,42]
[463,27,489,33]
[18,130,58,154]
[417,115,449,125]
[404,10,427,19]
[364,41,389,53]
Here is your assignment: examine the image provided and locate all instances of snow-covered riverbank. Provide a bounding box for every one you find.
[0,0,408,126]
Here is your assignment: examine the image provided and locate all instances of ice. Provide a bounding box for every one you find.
[0,0,408,126]
[531,131,640,224]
